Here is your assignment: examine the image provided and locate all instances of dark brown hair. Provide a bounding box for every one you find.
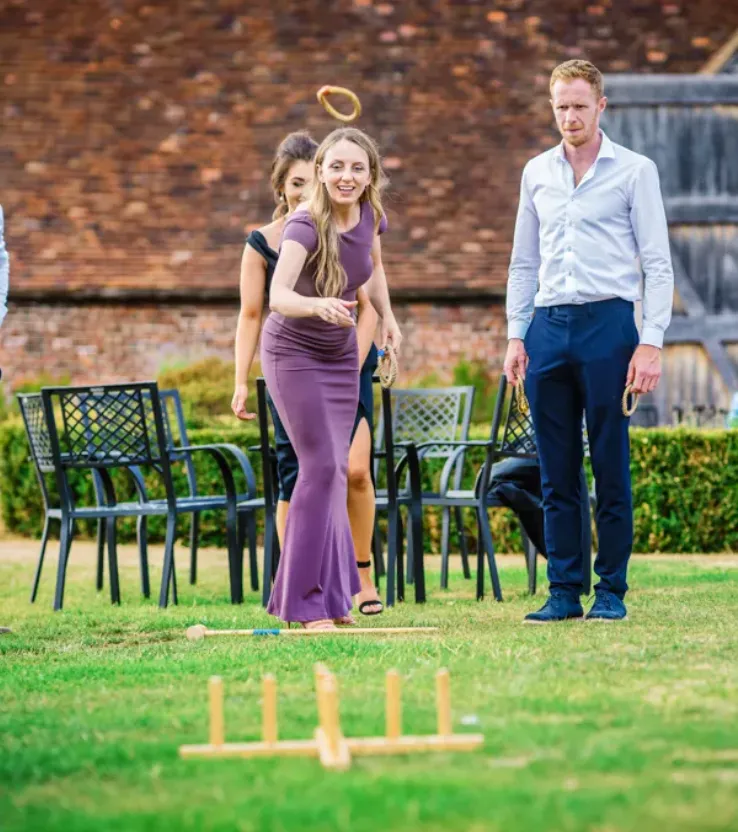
[270,131,319,219]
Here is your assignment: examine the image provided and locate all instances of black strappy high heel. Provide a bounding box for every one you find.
[356,560,384,616]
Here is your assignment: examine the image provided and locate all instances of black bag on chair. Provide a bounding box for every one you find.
[486,457,592,560]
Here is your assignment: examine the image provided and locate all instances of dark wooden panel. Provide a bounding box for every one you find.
[666,198,738,224]
[605,75,738,104]
[664,315,738,341]
[601,105,738,197]
[669,226,738,314]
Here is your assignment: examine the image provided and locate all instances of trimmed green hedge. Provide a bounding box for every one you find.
[1,421,736,553]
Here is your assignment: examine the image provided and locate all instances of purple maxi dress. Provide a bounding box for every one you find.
[260,201,387,622]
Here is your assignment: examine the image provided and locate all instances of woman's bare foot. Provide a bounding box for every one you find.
[300,619,338,631]
[333,614,356,626]
[356,562,383,616]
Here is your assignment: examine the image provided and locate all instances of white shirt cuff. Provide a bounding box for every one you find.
[640,326,664,349]
[507,320,530,340]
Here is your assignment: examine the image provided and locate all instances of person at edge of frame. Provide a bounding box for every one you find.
[1,203,11,635]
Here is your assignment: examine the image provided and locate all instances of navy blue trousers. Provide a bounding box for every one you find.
[524,297,638,598]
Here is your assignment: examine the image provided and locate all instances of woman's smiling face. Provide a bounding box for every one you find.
[318,139,372,206]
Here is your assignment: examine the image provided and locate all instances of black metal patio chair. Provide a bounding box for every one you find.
[373,386,475,601]
[399,375,594,601]
[158,388,261,593]
[40,382,241,610]
[18,392,151,603]
[254,377,282,608]
[372,383,426,606]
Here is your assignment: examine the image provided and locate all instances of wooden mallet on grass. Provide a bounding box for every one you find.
[186,624,438,641]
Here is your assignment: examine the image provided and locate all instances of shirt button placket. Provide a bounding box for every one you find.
[565,212,576,299]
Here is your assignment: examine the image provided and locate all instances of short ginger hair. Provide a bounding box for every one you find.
[550,60,604,99]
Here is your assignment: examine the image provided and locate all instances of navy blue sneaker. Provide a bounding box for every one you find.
[524,590,583,624]
[585,589,628,621]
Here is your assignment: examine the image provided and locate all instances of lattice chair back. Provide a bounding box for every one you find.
[493,376,590,460]
[41,382,167,470]
[496,377,538,459]
[18,393,56,475]
[158,389,190,453]
[156,388,203,503]
[375,386,475,462]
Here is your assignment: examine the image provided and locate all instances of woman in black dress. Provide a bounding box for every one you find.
[232,131,383,618]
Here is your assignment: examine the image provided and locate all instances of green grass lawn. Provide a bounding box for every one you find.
[1,541,737,832]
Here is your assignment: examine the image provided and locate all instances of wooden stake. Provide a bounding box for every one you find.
[435,669,452,737]
[322,676,341,758]
[314,663,331,684]
[386,670,401,740]
[209,676,224,747]
[314,674,351,771]
[262,674,277,744]
[314,666,329,729]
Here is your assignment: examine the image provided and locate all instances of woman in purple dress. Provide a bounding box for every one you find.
[262,127,402,630]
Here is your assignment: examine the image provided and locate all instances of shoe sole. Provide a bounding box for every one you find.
[585,616,628,622]
[523,616,583,625]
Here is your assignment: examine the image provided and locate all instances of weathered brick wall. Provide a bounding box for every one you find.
[2,0,737,296]
[1,0,737,388]
[1,302,507,384]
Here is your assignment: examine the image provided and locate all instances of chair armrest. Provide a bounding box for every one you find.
[175,445,239,502]
[178,443,257,498]
[438,445,473,494]
[126,465,150,503]
[392,440,493,487]
[410,440,495,451]
[397,441,423,506]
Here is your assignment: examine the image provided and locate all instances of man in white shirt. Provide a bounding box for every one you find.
[504,60,673,623]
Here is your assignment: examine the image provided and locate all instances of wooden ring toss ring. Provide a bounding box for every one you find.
[621,383,640,417]
[316,86,362,123]
[377,344,398,389]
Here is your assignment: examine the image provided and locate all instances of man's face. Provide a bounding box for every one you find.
[550,78,606,148]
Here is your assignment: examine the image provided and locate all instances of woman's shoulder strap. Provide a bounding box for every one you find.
[246,228,277,260]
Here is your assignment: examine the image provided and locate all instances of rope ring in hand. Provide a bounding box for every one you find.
[515,379,529,416]
[622,383,640,417]
[377,343,398,389]
[316,85,362,123]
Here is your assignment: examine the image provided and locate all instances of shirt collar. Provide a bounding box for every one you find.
[554,129,615,163]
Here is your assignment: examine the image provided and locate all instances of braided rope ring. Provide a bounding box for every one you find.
[515,379,529,415]
[377,343,398,389]
[316,85,362,123]
[622,383,640,417]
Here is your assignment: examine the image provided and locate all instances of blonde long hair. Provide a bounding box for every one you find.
[307,128,387,298]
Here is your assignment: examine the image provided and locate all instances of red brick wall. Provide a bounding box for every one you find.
[0,301,507,385]
[1,0,737,388]
[2,0,737,297]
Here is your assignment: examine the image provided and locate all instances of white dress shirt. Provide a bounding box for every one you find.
[506,131,674,348]
[0,206,8,328]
